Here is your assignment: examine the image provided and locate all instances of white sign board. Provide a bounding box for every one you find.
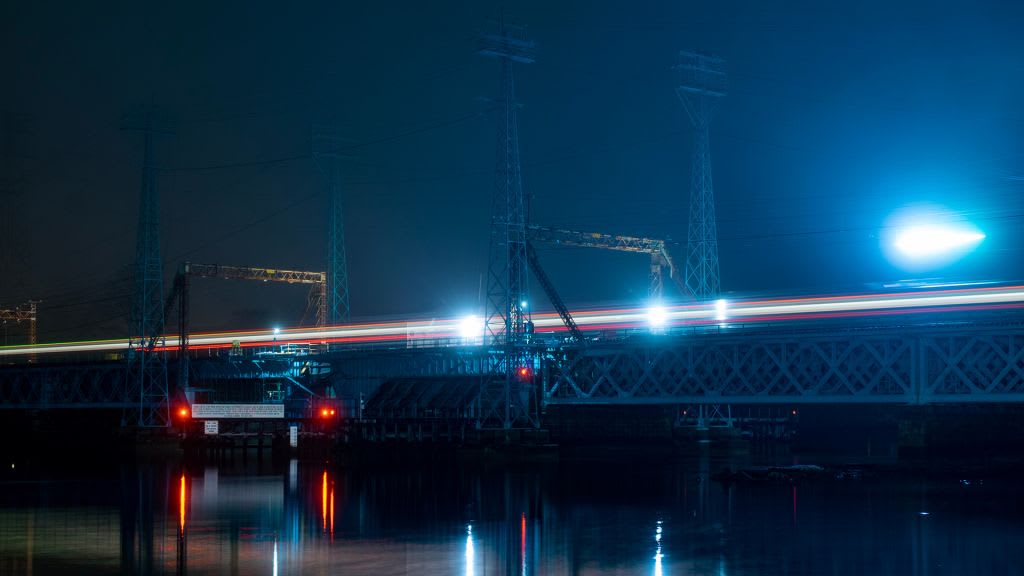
[191,404,285,419]
[204,420,219,435]
[289,425,298,448]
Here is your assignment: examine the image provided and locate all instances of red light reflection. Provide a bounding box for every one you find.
[179,473,186,534]
[521,512,527,574]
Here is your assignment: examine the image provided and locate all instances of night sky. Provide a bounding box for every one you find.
[2,1,1023,343]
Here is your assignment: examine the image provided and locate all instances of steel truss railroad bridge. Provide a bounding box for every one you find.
[4,315,1024,430]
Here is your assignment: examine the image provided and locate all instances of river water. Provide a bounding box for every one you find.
[0,450,1022,575]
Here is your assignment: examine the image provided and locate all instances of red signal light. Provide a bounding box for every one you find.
[320,408,329,417]
[517,366,532,380]
[178,407,190,418]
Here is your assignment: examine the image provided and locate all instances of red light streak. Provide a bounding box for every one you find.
[322,470,328,532]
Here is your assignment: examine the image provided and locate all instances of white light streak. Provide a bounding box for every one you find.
[4,287,1024,357]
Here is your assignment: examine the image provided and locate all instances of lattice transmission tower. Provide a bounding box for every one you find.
[125,120,173,428]
[479,19,537,429]
[312,127,352,326]
[675,50,727,300]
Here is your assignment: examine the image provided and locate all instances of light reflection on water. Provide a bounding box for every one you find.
[654,520,663,576]
[0,454,1023,575]
[465,524,474,576]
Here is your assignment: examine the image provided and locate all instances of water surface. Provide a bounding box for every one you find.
[0,451,1021,575]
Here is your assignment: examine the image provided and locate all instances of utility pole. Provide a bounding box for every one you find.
[124,116,173,428]
[312,127,353,327]
[479,18,537,429]
[675,50,727,301]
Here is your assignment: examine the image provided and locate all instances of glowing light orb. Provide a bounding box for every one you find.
[894,226,985,257]
[458,315,484,339]
[882,204,986,271]
[715,299,728,321]
[647,306,668,329]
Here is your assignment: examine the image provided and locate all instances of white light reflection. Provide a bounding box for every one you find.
[288,459,297,494]
[654,520,664,576]
[273,539,278,576]
[465,524,475,576]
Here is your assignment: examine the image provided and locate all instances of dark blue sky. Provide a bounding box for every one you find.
[2,0,1023,341]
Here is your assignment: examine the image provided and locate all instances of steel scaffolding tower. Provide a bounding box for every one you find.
[312,127,352,326]
[479,19,537,428]
[126,128,170,427]
[675,50,727,301]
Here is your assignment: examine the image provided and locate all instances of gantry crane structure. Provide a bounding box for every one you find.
[526,225,692,301]
[0,300,38,347]
[163,262,328,393]
[182,263,328,326]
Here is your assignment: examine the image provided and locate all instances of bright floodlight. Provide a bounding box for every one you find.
[458,315,484,339]
[895,225,985,257]
[715,299,728,321]
[647,306,668,329]
[520,300,528,309]
[273,327,281,335]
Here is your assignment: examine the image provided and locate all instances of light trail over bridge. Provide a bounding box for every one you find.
[3,284,1024,358]
[4,284,1024,433]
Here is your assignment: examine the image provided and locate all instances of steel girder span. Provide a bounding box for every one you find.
[8,324,1024,412]
[545,323,1024,405]
[0,362,131,409]
[0,347,494,413]
[318,347,492,408]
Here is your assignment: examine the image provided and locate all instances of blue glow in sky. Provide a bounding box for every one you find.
[882,203,986,272]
